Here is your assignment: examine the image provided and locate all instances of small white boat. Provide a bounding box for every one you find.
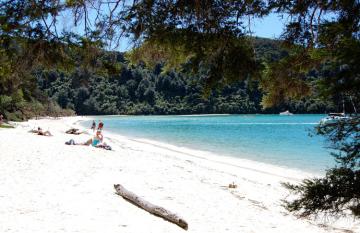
[320,113,350,124]
[279,110,293,116]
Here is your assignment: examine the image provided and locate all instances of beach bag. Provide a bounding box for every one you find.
[65,139,76,145]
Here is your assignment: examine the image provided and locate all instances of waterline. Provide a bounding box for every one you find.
[83,114,334,173]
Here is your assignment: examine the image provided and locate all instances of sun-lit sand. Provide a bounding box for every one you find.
[0,116,358,233]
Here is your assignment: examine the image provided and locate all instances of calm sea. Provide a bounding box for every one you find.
[84,114,335,173]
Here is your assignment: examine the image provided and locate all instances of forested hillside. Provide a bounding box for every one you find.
[1,37,335,120]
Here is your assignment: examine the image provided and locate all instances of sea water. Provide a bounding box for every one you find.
[84,114,335,173]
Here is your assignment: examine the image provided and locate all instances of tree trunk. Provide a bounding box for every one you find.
[114,184,188,230]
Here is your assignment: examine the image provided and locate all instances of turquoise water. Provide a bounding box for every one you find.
[85,114,334,173]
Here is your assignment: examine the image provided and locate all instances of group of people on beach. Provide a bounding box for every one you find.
[86,120,108,148]
[28,119,111,150]
[91,120,103,132]
[65,120,111,150]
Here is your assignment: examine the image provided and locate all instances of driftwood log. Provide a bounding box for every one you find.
[114,184,188,230]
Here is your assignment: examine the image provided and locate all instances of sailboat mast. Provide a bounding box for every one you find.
[349,95,357,114]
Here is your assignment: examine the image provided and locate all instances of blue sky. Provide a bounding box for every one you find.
[252,13,287,39]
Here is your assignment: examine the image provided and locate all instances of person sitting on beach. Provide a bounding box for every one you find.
[67,130,103,146]
[65,130,112,150]
[97,121,104,131]
[88,130,103,146]
[91,120,96,131]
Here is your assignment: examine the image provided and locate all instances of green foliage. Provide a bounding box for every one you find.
[0,124,14,128]
[0,0,338,117]
[35,41,335,116]
[283,167,360,217]
[120,0,270,92]
[271,0,360,218]
[283,117,360,217]
[126,32,260,93]
[260,51,313,108]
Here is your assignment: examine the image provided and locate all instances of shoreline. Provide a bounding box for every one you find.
[77,116,322,178]
[0,116,358,233]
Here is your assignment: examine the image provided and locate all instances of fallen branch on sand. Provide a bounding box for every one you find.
[114,184,188,230]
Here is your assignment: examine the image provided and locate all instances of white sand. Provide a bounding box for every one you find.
[0,116,358,233]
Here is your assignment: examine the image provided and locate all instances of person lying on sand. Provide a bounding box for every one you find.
[65,130,112,150]
[37,127,52,136]
[29,127,52,136]
[65,128,82,135]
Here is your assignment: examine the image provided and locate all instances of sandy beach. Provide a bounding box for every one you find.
[0,116,358,233]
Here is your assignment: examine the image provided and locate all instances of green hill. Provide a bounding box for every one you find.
[1,37,336,120]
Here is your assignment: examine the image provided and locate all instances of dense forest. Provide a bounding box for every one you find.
[2,37,336,120]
